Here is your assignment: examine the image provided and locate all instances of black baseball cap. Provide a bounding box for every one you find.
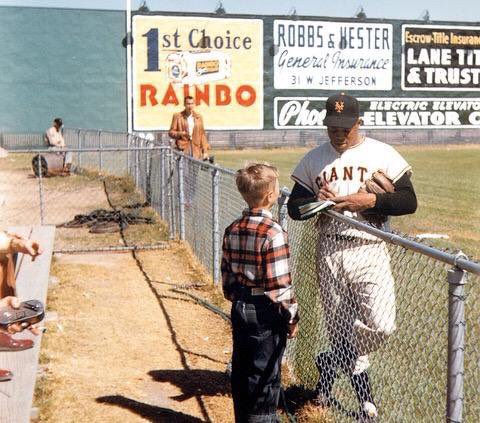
[323,93,359,129]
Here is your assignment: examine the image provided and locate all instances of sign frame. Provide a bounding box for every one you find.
[131,14,264,131]
[274,96,480,129]
[401,24,480,91]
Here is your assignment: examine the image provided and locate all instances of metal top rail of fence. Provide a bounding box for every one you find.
[1,126,480,152]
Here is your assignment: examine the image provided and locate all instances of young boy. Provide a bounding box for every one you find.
[222,163,299,422]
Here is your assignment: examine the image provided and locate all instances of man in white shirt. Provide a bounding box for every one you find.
[44,118,72,173]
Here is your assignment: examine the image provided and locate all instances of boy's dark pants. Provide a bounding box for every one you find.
[231,298,287,423]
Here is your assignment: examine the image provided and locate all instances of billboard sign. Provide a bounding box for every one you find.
[273,20,393,90]
[274,97,480,129]
[132,15,264,130]
[402,24,480,90]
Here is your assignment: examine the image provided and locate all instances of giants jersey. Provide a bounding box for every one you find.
[291,137,411,234]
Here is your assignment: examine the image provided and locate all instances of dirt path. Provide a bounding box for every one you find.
[36,244,233,422]
[0,154,234,421]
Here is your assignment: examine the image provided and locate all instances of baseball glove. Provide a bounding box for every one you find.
[359,170,395,195]
[358,170,394,226]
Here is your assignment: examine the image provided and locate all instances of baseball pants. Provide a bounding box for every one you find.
[317,237,396,357]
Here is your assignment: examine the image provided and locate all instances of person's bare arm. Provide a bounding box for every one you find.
[0,231,43,260]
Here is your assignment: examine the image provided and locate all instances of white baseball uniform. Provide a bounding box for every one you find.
[291,137,411,356]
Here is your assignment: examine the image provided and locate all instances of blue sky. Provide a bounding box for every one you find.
[1,0,480,22]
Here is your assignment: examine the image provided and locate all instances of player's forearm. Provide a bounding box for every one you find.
[287,183,317,220]
[371,173,417,216]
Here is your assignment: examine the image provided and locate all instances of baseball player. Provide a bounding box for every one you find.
[287,93,417,421]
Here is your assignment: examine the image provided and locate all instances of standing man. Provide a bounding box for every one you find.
[44,117,72,174]
[287,93,417,421]
[168,96,210,160]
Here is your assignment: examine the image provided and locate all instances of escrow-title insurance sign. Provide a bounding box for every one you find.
[273,20,393,90]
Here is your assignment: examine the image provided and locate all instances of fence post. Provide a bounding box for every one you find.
[168,149,176,239]
[145,143,152,205]
[126,133,131,173]
[98,130,103,172]
[278,189,289,231]
[178,155,185,240]
[160,148,165,219]
[135,140,139,187]
[212,167,220,285]
[446,253,468,423]
[78,129,83,168]
[37,156,45,225]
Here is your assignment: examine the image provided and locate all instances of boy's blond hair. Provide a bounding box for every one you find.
[235,162,279,206]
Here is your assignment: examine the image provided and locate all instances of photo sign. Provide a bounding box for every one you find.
[132,15,264,130]
[402,24,480,90]
[274,97,480,129]
[273,20,393,90]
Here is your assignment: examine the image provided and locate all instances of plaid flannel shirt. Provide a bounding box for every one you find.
[221,208,298,323]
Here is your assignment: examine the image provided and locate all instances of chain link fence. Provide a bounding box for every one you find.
[3,140,171,251]
[283,215,479,422]
[1,129,479,421]
[2,127,479,152]
[165,151,480,422]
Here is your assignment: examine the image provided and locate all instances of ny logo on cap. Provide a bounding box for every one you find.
[335,101,345,113]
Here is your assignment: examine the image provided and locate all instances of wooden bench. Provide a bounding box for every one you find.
[0,226,55,423]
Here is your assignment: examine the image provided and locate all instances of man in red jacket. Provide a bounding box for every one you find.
[168,96,210,160]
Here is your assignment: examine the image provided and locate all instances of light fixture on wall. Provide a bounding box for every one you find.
[138,0,149,13]
[288,7,298,20]
[215,2,226,15]
[355,6,367,19]
[419,9,431,22]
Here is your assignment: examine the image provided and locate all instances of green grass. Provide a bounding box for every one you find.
[2,152,33,171]
[214,145,480,260]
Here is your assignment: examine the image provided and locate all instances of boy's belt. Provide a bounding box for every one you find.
[235,286,270,302]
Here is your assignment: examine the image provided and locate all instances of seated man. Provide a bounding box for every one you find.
[45,117,72,174]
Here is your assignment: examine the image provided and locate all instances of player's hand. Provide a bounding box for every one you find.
[332,192,376,212]
[316,184,337,201]
[10,238,43,261]
[287,322,298,339]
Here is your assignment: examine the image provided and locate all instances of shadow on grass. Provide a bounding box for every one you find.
[96,395,204,422]
[149,369,230,402]
[283,385,316,414]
